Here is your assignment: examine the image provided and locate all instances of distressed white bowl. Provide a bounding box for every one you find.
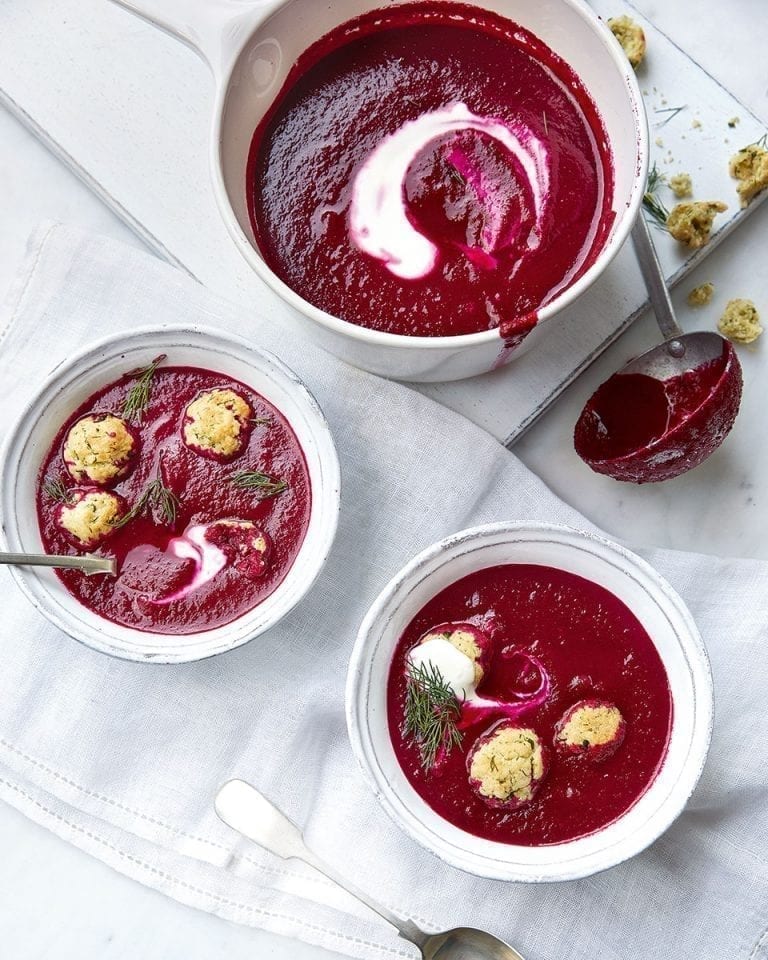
[346,522,713,881]
[116,0,648,382]
[1,326,341,663]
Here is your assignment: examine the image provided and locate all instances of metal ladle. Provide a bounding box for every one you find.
[0,551,116,576]
[574,215,743,482]
[626,214,729,377]
[215,779,525,960]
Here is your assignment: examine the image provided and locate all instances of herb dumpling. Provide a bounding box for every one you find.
[63,414,138,486]
[182,388,252,460]
[56,489,126,548]
[667,201,727,249]
[607,15,646,70]
[417,621,491,685]
[729,143,768,207]
[718,298,763,345]
[467,723,548,809]
[554,699,626,762]
[204,519,270,580]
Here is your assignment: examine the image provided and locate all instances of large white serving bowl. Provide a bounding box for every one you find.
[112,0,648,382]
[0,326,341,663]
[346,522,713,882]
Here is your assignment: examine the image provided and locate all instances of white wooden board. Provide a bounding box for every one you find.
[0,0,764,445]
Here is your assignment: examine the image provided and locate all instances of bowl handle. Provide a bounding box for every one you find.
[107,0,277,79]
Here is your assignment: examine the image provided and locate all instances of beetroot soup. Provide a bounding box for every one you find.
[248,3,614,339]
[387,564,672,846]
[36,359,311,634]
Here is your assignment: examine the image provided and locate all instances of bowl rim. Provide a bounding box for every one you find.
[0,324,341,663]
[208,0,650,350]
[346,520,713,881]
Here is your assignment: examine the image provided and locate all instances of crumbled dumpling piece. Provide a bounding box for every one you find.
[729,143,768,207]
[467,723,548,808]
[687,282,715,307]
[669,172,693,198]
[607,15,646,69]
[64,414,137,486]
[418,622,490,685]
[554,700,626,762]
[204,519,270,579]
[183,389,252,460]
[667,201,727,249]
[718,298,763,344]
[57,489,125,548]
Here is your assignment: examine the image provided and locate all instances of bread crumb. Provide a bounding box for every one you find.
[608,15,646,69]
[655,136,664,148]
[670,173,693,198]
[687,282,715,307]
[692,118,702,129]
[728,117,740,128]
[667,201,727,248]
[718,299,762,344]
[729,142,768,207]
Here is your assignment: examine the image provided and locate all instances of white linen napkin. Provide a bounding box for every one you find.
[1,223,767,960]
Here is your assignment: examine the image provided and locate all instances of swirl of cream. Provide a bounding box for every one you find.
[349,101,549,280]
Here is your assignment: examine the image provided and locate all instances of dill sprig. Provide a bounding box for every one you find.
[643,162,671,229]
[113,465,179,529]
[654,104,686,128]
[229,469,288,498]
[43,477,74,505]
[121,354,166,422]
[403,661,463,771]
[446,163,467,189]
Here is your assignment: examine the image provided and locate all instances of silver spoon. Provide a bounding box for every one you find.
[215,779,525,960]
[0,551,116,576]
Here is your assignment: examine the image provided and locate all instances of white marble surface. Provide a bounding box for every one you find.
[0,0,766,955]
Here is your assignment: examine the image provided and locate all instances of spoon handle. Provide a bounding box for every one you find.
[215,780,425,947]
[631,214,684,344]
[0,551,116,577]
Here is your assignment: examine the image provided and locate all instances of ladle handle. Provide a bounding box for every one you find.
[215,780,426,947]
[107,0,272,76]
[631,214,684,343]
[0,551,116,577]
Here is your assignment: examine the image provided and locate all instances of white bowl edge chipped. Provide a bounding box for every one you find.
[346,522,713,882]
[0,326,341,663]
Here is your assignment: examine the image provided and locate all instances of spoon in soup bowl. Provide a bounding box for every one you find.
[574,215,743,483]
[0,550,116,576]
[215,779,526,960]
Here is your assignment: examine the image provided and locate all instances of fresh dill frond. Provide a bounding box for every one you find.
[229,469,288,498]
[113,466,179,529]
[43,477,74,505]
[654,105,686,128]
[121,354,166,422]
[402,661,463,771]
[643,162,671,229]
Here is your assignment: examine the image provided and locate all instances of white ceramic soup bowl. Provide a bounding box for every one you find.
[0,326,341,664]
[111,0,648,382]
[346,522,713,882]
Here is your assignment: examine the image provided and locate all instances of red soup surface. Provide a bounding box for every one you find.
[387,564,673,845]
[248,3,613,339]
[36,362,311,634]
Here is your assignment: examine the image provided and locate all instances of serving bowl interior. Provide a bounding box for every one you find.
[346,522,712,881]
[0,326,340,663]
[210,0,648,381]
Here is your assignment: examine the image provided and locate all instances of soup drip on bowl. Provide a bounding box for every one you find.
[247,1,614,340]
